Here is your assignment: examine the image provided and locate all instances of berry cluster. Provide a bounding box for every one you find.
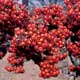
[64,0,80,67]
[39,52,67,78]
[0,0,80,78]
[39,61,60,78]
[0,0,29,58]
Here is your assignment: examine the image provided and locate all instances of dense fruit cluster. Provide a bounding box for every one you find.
[68,42,80,58]
[6,20,72,75]
[0,0,29,58]
[64,0,80,31]
[39,52,67,78]
[5,7,71,79]
[39,61,60,78]
[64,0,80,67]
[32,4,64,27]
[0,0,80,78]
